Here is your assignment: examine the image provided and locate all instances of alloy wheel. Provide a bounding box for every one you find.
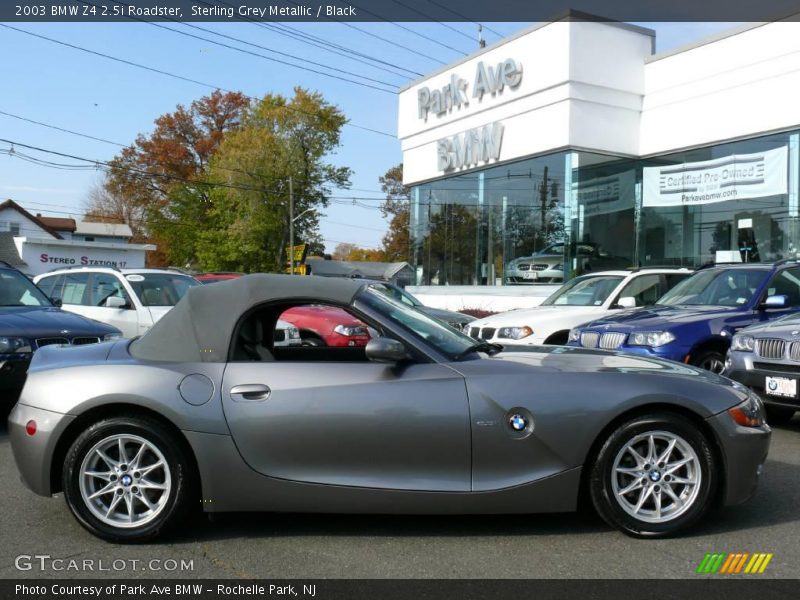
[610,431,701,523]
[78,434,171,528]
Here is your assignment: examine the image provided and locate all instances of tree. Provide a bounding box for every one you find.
[332,243,384,262]
[191,88,351,272]
[379,164,410,262]
[100,90,249,265]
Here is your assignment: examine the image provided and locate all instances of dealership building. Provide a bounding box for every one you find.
[399,14,800,289]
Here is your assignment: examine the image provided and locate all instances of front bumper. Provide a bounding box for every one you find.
[706,410,770,506]
[726,366,800,410]
[8,403,76,496]
[0,356,31,401]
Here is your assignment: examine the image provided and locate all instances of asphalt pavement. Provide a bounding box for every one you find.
[1,414,798,579]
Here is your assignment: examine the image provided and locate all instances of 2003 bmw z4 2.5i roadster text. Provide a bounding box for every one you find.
[9,275,770,542]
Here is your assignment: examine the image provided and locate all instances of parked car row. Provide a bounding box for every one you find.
[8,273,771,544]
[472,260,800,423]
[1,265,473,402]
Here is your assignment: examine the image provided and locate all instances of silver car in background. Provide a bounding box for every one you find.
[726,307,800,424]
[9,275,769,543]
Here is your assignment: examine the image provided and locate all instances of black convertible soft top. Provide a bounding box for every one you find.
[129,274,365,362]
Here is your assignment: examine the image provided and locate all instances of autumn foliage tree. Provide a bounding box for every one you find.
[379,164,410,262]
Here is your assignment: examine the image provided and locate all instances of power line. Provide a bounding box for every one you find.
[338,0,469,56]
[204,0,423,78]
[0,110,127,147]
[386,0,479,45]
[93,1,397,93]
[0,24,396,139]
[421,0,505,38]
[284,0,448,66]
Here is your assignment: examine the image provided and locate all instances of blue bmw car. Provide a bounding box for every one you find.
[567,261,800,373]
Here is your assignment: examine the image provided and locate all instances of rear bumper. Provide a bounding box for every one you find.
[706,410,770,506]
[726,367,800,410]
[8,402,75,496]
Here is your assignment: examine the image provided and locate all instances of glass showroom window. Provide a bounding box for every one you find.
[638,131,800,268]
[566,152,637,279]
[410,152,567,286]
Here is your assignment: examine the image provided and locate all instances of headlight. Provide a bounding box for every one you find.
[288,327,301,340]
[731,334,755,352]
[497,326,533,340]
[628,331,675,347]
[0,337,30,353]
[728,393,765,427]
[334,324,368,337]
[568,329,580,342]
[103,333,123,342]
[552,263,563,271]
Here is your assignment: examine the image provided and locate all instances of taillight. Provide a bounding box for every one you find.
[25,420,37,436]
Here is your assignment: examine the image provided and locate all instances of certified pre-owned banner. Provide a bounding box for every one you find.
[642,146,788,208]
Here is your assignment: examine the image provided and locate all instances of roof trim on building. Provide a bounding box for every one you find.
[398,11,655,93]
[0,199,64,240]
[14,236,156,251]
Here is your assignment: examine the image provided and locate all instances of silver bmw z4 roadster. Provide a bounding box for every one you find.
[9,275,770,542]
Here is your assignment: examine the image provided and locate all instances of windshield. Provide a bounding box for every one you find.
[0,269,52,307]
[657,269,768,307]
[369,282,421,307]
[126,273,200,307]
[358,285,474,360]
[542,275,625,306]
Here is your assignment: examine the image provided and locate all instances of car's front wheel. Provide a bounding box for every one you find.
[63,416,193,542]
[589,413,717,538]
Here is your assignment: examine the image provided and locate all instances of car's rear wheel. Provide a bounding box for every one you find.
[691,350,727,374]
[63,416,193,542]
[765,405,795,426]
[589,413,717,538]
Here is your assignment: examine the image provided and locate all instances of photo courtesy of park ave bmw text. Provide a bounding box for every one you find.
[0,1,799,599]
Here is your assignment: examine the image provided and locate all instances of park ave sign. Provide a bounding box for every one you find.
[417,58,520,172]
[417,58,523,121]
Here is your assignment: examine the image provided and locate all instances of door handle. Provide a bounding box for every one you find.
[230,384,271,402]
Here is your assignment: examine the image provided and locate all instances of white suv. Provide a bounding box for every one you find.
[468,268,693,346]
[34,267,200,338]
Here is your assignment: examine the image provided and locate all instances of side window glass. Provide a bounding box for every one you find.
[47,274,66,302]
[232,304,375,363]
[618,274,662,307]
[61,272,90,305]
[766,268,800,307]
[663,274,690,294]
[36,275,57,296]
[90,274,129,307]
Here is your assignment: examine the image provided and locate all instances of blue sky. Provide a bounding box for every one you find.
[0,20,736,251]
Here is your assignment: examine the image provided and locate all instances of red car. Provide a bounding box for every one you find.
[281,305,371,347]
[194,272,244,284]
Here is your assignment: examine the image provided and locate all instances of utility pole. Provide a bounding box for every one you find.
[289,176,294,275]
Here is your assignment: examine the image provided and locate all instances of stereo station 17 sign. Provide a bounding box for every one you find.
[643,146,788,207]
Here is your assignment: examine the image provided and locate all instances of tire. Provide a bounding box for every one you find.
[544,331,569,346]
[765,405,795,426]
[62,415,194,543]
[589,412,717,538]
[691,350,727,374]
[300,334,326,347]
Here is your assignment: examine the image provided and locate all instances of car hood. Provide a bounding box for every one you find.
[737,314,800,336]
[579,304,743,332]
[419,306,475,325]
[471,305,607,328]
[0,306,119,338]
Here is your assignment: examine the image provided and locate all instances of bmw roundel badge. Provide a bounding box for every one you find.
[509,414,528,431]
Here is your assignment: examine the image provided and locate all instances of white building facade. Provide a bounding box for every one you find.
[399,16,800,287]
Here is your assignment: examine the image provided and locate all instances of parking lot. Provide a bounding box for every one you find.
[1,414,798,580]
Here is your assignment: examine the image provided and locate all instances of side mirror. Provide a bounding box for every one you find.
[616,296,637,309]
[50,297,63,307]
[762,294,789,309]
[105,296,128,309]
[365,338,409,363]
